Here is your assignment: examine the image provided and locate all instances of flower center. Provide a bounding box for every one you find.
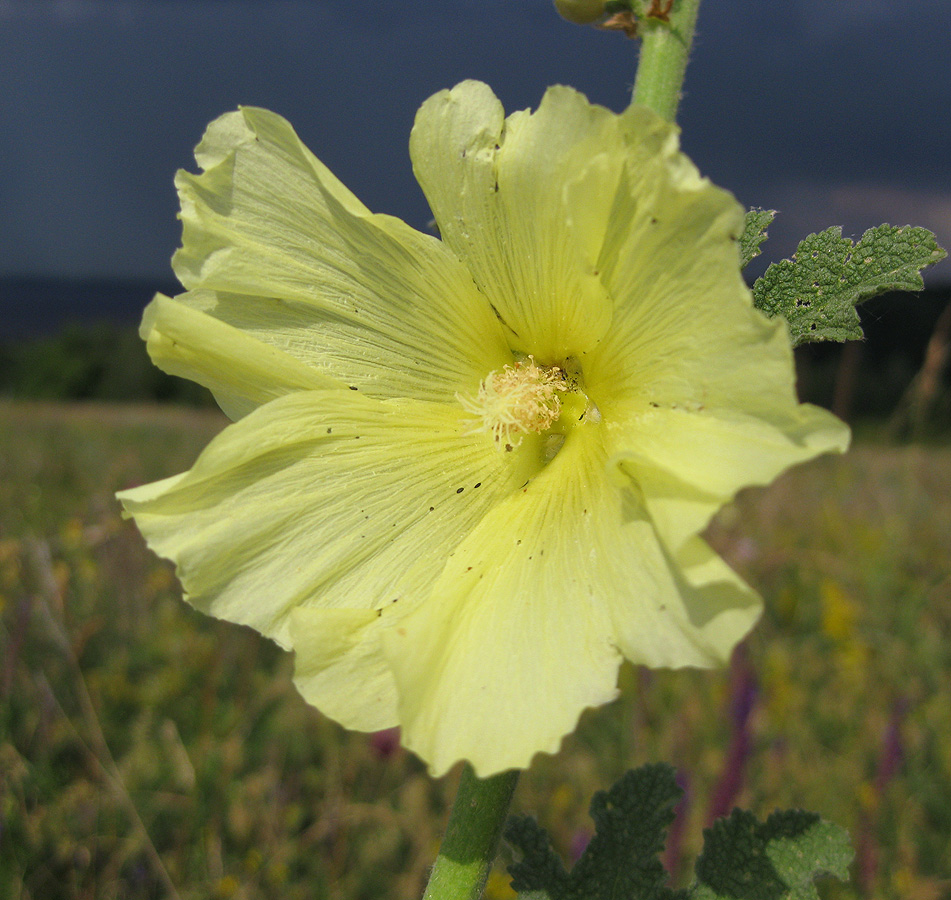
[458,356,570,451]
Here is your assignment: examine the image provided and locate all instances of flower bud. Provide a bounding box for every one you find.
[553,0,606,25]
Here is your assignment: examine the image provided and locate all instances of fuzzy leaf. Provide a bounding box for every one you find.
[689,809,853,900]
[752,224,946,345]
[739,208,775,269]
[506,763,685,900]
[505,815,570,899]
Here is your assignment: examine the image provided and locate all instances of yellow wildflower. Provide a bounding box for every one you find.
[118,82,849,776]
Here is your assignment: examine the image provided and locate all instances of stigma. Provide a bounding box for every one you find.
[458,357,567,450]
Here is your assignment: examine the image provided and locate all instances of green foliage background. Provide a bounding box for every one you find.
[1,401,949,899]
[0,323,213,406]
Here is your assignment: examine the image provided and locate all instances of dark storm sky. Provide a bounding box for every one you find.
[2,0,950,294]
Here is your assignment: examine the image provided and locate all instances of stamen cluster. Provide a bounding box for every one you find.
[458,357,567,450]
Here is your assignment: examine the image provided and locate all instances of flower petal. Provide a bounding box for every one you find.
[290,607,397,732]
[140,292,343,419]
[562,103,850,550]
[606,401,850,551]
[118,390,529,656]
[385,424,761,777]
[172,107,511,405]
[410,81,622,360]
[582,105,785,415]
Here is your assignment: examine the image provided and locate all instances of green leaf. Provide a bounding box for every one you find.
[688,809,853,900]
[505,816,570,900]
[739,208,775,269]
[506,765,853,900]
[506,763,686,900]
[751,224,947,346]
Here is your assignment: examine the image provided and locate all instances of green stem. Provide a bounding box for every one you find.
[631,0,702,122]
[422,764,520,900]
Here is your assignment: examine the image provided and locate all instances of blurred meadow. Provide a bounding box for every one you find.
[1,398,950,900]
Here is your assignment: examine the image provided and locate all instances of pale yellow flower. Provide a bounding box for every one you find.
[118,82,849,776]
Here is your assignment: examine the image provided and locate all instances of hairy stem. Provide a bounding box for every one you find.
[423,765,520,900]
[631,0,702,121]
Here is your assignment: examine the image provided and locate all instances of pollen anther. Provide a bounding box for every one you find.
[458,357,567,449]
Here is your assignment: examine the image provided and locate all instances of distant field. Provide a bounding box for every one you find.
[1,400,949,900]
